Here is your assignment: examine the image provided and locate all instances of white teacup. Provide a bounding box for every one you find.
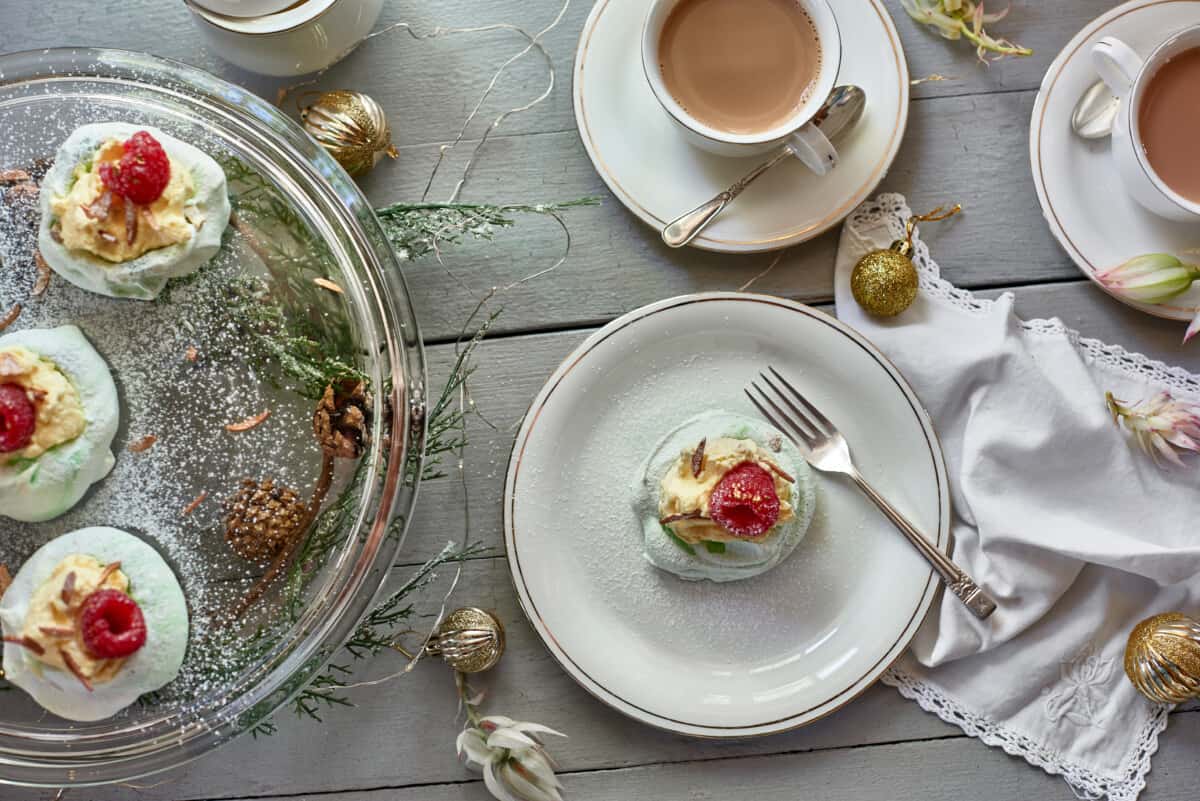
[640,0,842,175]
[1092,26,1200,222]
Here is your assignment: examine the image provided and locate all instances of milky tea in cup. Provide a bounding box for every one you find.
[1093,27,1200,220]
[1137,46,1200,205]
[657,0,824,136]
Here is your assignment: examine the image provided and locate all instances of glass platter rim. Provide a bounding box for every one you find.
[0,46,427,786]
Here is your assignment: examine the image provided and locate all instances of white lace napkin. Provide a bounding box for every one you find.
[833,194,1200,801]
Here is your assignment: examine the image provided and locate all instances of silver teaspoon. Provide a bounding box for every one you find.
[662,84,867,249]
[1071,79,1120,140]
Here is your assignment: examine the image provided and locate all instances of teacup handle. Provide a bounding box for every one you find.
[1092,35,1144,95]
[787,121,838,176]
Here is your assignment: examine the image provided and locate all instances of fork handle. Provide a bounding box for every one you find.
[850,471,997,620]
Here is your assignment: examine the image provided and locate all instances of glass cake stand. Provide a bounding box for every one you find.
[0,48,425,786]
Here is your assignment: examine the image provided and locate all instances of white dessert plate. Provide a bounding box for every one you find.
[573,0,909,254]
[1030,0,1200,322]
[504,293,949,737]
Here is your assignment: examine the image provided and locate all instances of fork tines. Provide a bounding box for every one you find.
[744,366,833,451]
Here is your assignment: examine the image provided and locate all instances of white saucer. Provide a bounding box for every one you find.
[504,294,948,737]
[573,0,909,254]
[1030,0,1200,322]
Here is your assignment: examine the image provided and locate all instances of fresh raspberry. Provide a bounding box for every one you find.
[98,131,171,205]
[709,461,781,538]
[0,383,36,454]
[79,589,147,660]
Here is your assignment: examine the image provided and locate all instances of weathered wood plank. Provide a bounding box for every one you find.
[3,0,1118,139]
[58,540,1200,801]
[69,557,957,801]
[379,87,1111,343]
[62,277,1193,800]
[2,0,1120,340]
[404,278,1200,566]
[224,711,1200,801]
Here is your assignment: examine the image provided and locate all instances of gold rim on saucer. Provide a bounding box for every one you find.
[573,0,909,251]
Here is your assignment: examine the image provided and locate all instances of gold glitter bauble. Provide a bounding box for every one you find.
[850,240,919,317]
[425,607,506,674]
[300,90,398,177]
[1124,612,1200,704]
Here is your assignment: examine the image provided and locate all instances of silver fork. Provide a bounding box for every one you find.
[746,367,997,620]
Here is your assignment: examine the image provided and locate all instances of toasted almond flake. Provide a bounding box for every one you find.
[225,410,271,432]
[762,460,796,485]
[181,491,208,517]
[124,197,138,245]
[691,438,706,478]
[97,561,122,588]
[314,277,344,294]
[0,353,21,376]
[3,635,45,656]
[141,204,162,232]
[0,169,31,183]
[32,251,50,297]
[127,435,158,453]
[660,511,707,525]
[0,303,19,332]
[60,648,93,692]
[38,626,74,638]
[185,346,199,363]
[5,183,37,201]
[61,571,76,605]
[0,564,10,600]
[82,189,113,221]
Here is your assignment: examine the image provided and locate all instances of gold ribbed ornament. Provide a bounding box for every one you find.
[300,90,398,177]
[850,204,962,317]
[1124,612,1200,704]
[424,607,506,674]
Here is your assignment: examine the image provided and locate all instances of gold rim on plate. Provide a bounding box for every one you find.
[503,293,949,737]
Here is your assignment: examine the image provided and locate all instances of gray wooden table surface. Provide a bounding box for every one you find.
[4,1,1200,799]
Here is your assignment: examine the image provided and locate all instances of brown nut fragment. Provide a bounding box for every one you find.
[226,410,271,433]
[181,491,208,517]
[0,304,20,333]
[127,435,158,453]
[32,251,51,297]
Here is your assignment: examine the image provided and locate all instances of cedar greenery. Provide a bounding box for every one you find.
[196,159,590,729]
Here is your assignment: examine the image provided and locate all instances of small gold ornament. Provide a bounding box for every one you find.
[1124,612,1200,704]
[300,90,398,177]
[424,607,506,674]
[851,204,962,317]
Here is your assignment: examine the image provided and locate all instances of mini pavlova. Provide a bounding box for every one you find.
[38,123,230,300]
[634,410,816,582]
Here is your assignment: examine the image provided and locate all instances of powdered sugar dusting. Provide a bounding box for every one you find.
[0,94,342,720]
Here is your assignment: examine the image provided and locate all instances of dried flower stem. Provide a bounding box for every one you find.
[1107,390,1200,468]
[901,0,1032,61]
